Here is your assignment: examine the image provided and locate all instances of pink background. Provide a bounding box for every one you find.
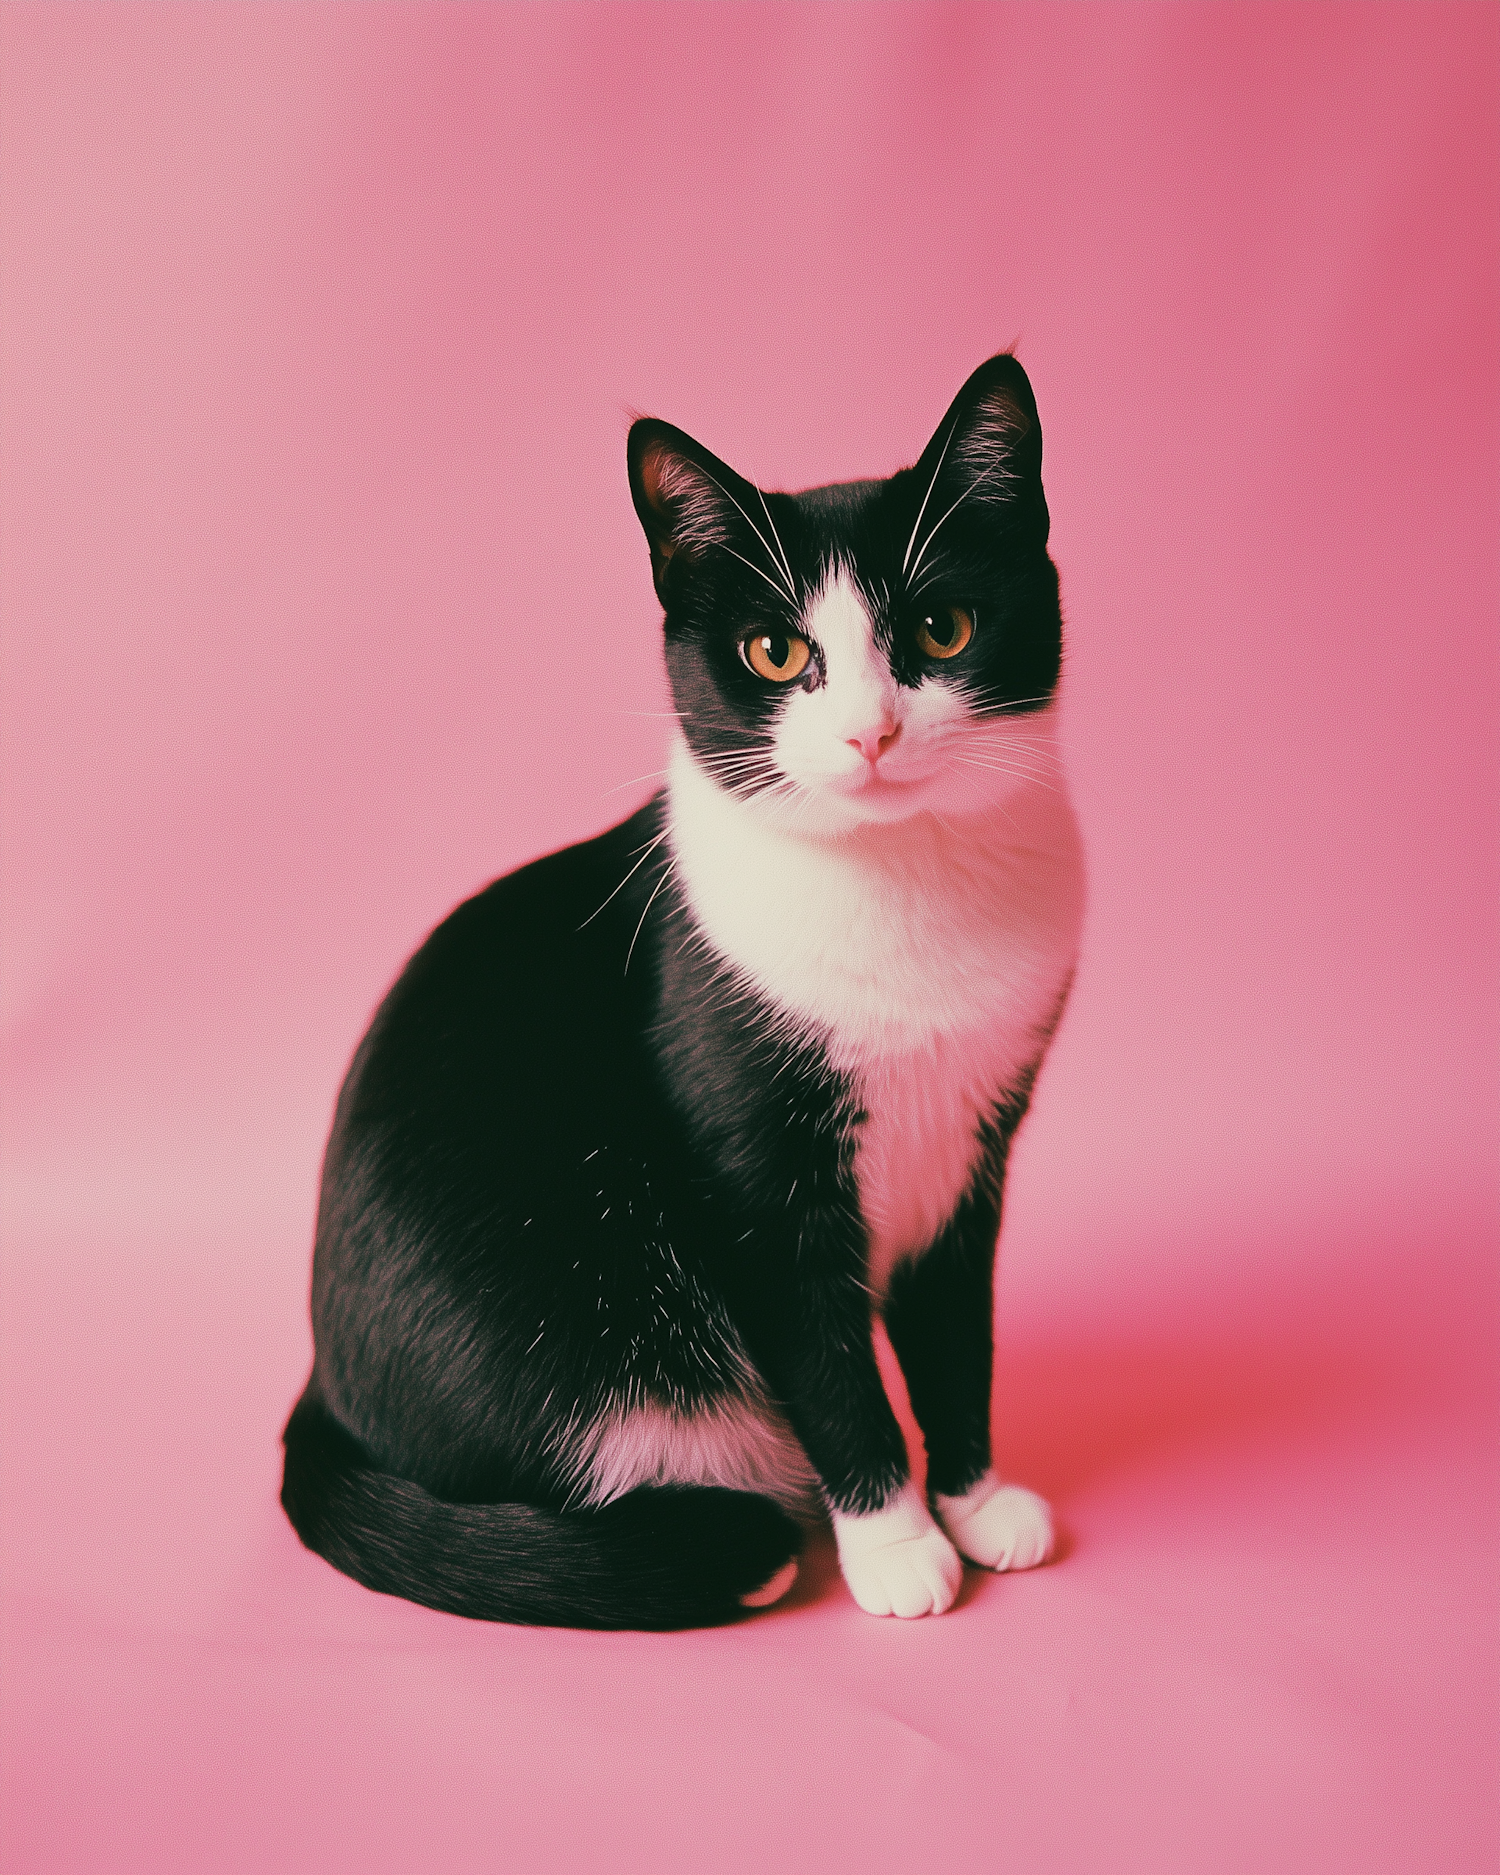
[2,4,1497,1870]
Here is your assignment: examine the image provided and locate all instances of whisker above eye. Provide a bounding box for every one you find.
[719,544,800,603]
[690,464,798,605]
[907,460,1014,586]
[902,411,960,577]
[756,485,798,597]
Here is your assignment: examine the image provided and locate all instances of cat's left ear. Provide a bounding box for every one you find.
[627,418,768,603]
[904,353,1049,564]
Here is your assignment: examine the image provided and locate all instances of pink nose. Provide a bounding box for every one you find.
[847,720,902,764]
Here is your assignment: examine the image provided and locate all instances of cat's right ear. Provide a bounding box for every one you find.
[627,419,750,602]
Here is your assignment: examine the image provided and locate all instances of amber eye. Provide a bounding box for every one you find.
[741,631,812,682]
[915,607,974,659]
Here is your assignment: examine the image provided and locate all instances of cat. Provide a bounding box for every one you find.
[281,351,1084,1628]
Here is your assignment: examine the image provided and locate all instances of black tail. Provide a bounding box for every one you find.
[280,1386,801,1631]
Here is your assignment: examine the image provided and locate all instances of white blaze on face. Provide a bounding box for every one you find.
[767,564,981,831]
[739,561,1058,837]
[773,568,898,789]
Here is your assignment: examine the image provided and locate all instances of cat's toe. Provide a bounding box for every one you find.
[841,1528,964,1618]
[739,1556,799,1608]
[936,1477,1054,1572]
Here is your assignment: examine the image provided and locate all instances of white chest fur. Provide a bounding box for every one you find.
[666,738,1085,1293]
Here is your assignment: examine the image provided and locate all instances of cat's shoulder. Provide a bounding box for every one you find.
[398,797,664,972]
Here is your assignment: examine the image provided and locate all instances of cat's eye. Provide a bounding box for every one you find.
[741,631,812,683]
[915,607,974,659]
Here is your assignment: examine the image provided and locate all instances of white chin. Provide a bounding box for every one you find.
[838,778,935,823]
[767,761,1032,836]
[784,771,940,833]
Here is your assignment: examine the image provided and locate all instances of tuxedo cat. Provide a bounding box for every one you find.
[282,352,1084,1627]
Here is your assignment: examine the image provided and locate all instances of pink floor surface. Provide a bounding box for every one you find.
[3,1197,1498,1874]
[3,6,1497,1871]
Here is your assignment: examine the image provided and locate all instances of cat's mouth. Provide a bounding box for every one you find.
[805,761,945,824]
[827,762,933,796]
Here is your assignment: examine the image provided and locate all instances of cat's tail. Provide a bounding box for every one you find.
[280,1385,802,1631]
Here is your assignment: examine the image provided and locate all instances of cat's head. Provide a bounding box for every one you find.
[628,353,1062,837]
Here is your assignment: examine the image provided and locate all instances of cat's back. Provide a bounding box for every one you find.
[318,799,675,1237]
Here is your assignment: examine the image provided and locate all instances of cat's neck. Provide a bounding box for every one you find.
[664,733,1084,1055]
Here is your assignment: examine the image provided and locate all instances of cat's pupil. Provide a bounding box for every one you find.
[763,635,790,668]
[924,614,956,647]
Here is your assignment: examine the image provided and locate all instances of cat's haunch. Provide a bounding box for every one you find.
[282,352,1083,1628]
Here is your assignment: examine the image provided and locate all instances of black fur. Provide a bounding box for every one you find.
[282,354,1065,1627]
[282,1383,798,1630]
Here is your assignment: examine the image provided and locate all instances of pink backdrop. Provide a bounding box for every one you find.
[2,5,1497,1870]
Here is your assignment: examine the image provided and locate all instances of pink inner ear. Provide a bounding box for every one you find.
[639,449,731,561]
[639,444,687,564]
[639,444,674,518]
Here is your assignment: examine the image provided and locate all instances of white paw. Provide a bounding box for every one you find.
[840,1528,964,1618]
[935,1473,1053,1572]
[832,1481,964,1618]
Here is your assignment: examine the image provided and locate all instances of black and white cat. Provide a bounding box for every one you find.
[282,353,1084,1628]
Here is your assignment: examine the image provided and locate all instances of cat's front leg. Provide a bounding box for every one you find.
[737,1211,962,1618]
[883,1170,1054,1575]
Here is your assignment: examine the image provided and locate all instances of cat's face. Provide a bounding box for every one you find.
[629,354,1063,838]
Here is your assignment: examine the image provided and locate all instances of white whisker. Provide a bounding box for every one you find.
[604,769,671,796]
[952,754,1057,793]
[756,486,798,596]
[696,750,783,795]
[625,854,676,976]
[907,563,949,602]
[695,743,780,762]
[696,754,772,774]
[902,414,959,576]
[963,732,1064,765]
[976,753,1059,777]
[694,466,798,603]
[720,543,800,604]
[908,461,1009,585]
[578,828,670,929]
